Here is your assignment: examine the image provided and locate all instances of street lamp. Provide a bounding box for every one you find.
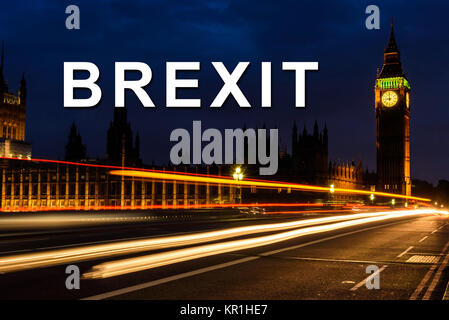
[391,199,395,206]
[370,193,374,205]
[329,184,335,204]
[233,167,244,204]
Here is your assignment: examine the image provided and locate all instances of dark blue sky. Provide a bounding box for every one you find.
[1,0,448,183]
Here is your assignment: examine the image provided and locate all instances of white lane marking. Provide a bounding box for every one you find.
[431,229,438,234]
[410,239,449,300]
[443,280,449,300]
[350,265,388,291]
[419,236,428,243]
[82,256,259,300]
[410,264,439,300]
[422,249,449,300]
[438,223,447,231]
[397,246,414,258]
[280,256,385,265]
[83,220,407,300]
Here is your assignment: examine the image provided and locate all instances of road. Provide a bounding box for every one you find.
[0,208,448,300]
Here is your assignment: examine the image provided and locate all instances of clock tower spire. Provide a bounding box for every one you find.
[375,20,411,197]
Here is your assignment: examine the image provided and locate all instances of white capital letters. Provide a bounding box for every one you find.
[261,62,271,107]
[282,62,318,107]
[64,62,101,107]
[166,62,200,107]
[115,62,154,108]
[211,62,251,108]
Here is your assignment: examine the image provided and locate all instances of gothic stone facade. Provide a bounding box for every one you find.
[0,42,31,158]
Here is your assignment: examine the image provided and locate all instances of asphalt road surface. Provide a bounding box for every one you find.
[0,209,448,300]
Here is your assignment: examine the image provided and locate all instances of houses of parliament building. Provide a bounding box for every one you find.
[0,25,412,211]
[0,41,31,160]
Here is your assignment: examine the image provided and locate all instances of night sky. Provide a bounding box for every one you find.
[0,0,448,184]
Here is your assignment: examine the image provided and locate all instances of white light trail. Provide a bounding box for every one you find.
[83,209,444,279]
[0,210,412,274]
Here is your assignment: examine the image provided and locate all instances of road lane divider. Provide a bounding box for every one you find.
[350,265,388,291]
[397,246,414,258]
[419,236,428,243]
[423,240,449,299]
[410,239,449,300]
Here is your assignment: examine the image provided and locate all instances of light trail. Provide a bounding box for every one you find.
[0,209,428,274]
[0,156,432,205]
[0,202,339,213]
[265,209,352,215]
[109,170,431,202]
[83,209,445,279]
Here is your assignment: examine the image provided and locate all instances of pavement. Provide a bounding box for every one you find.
[0,210,448,300]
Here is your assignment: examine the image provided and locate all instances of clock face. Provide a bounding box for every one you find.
[406,92,410,108]
[382,91,398,107]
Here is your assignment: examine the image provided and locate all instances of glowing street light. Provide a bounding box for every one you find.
[369,193,375,206]
[391,199,395,206]
[233,167,243,181]
[233,167,244,204]
[329,184,335,194]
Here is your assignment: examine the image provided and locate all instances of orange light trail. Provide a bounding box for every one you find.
[1,202,341,213]
[0,156,432,204]
[110,170,431,202]
[265,209,358,215]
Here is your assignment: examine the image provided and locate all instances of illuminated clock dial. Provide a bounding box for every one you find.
[406,92,410,108]
[382,91,398,107]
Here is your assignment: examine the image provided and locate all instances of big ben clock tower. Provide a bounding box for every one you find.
[375,21,411,196]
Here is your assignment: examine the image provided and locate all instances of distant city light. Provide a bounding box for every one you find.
[233,167,243,181]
